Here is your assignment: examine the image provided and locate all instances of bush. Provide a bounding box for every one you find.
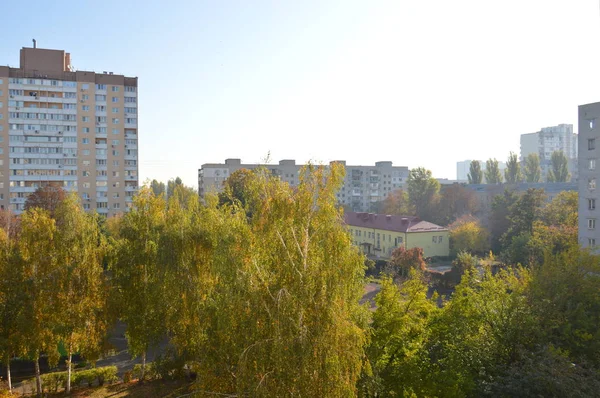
[41,371,67,393]
[70,366,119,388]
[133,362,158,381]
[123,370,133,383]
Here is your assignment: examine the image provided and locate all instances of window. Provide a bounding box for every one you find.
[589,139,596,150]
[112,118,119,124]
[112,107,119,113]
[83,182,90,189]
[112,140,120,145]
[113,160,120,166]
[589,238,596,247]
[113,171,120,177]
[590,159,596,171]
[589,178,596,190]
[113,203,120,209]
[96,105,106,112]
[590,119,596,129]
[81,83,89,90]
[589,199,596,210]
[588,219,596,230]
[125,86,136,93]
[432,236,438,243]
[112,128,119,134]
[82,105,90,111]
[96,84,106,90]
[112,97,119,103]
[95,95,106,102]
[82,116,89,122]
[82,127,90,133]
[82,171,90,177]
[124,97,136,103]
[113,150,119,156]
[82,94,89,100]
[64,81,76,88]
[112,86,120,92]
[97,116,107,123]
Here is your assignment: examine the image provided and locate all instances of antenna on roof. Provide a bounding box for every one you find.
[32,39,36,49]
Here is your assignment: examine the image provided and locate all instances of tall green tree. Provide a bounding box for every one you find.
[17,209,61,396]
[111,187,167,381]
[485,158,503,184]
[407,167,440,221]
[467,160,483,184]
[166,177,183,198]
[435,184,478,226]
[523,153,542,183]
[489,190,519,253]
[150,179,166,197]
[547,151,570,182]
[54,194,108,393]
[504,152,522,184]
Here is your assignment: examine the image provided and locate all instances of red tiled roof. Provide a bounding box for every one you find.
[344,212,447,233]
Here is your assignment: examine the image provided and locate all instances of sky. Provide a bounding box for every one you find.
[2,0,600,186]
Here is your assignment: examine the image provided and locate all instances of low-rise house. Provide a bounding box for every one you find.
[344,211,449,258]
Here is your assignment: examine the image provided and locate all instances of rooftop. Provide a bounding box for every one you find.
[344,212,447,233]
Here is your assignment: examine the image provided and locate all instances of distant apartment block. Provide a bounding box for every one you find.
[456,160,507,183]
[0,45,139,215]
[520,124,577,181]
[198,159,409,212]
[578,103,600,250]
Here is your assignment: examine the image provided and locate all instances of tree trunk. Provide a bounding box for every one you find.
[6,357,11,392]
[66,351,72,393]
[140,351,146,383]
[34,355,42,397]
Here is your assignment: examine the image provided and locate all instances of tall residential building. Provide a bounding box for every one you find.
[578,103,600,250]
[198,159,409,212]
[0,46,138,216]
[456,159,507,183]
[520,124,577,181]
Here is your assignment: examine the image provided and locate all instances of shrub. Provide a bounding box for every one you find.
[123,370,133,383]
[133,362,158,381]
[40,371,67,393]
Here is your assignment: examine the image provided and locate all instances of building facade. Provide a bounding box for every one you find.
[578,103,600,250]
[198,159,409,212]
[520,124,577,181]
[344,211,449,258]
[0,46,138,216]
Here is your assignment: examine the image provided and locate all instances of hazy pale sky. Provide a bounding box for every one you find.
[3,1,600,185]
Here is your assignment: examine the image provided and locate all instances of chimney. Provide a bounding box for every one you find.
[32,39,37,49]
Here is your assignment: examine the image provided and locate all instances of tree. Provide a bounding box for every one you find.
[547,151,570,183]
[523,153,542,183]
[53,194,108,393]
[435,184,478,226]
[489,190,518,253]
[467,161,483,184]
[484,158,503,184]
[449,217,490,256]
[379,189,412,216]
[0,215,23,393]
[166,176,183,198]
[218,168,255,210]
[196,163,369,396]
[24,184,66,217]
[111,187,167,381]
[387,246,427,279]
[501,188,545,249]
[150,179,166,197]
[17,209,61,396]
[540,191,578,228]
[363,271,437,397]
[407,168,440,220]
[504,152,522,184]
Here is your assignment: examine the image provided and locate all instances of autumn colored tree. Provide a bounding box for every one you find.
[24,184,66,217]
[387,246,427,279]
[218,168,255,210]
[485,158,503,184]
[17,209,61,396]
[435,184,478,225]
[467,161,483,184]
[53,194,108,393]
[379,189,412,216]
[523,153,542,183]
[547,151,570,183]
[504,152,522,183]
[449,217,490,256]
[111,187,167,381]
[196,163,369,396]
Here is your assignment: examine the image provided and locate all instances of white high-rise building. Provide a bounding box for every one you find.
[520,124,577,181]
[0,45,139,216]
[578,104,600,250]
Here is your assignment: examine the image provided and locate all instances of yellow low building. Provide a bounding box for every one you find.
[344,212,449,258]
